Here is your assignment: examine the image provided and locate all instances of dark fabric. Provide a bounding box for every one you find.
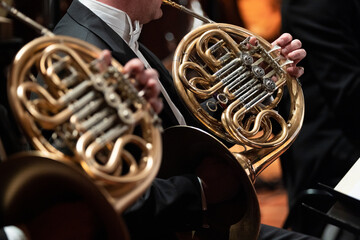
[53,1,203,238]
[0,105,29,159]
[0,39,28,158]
[52,1,324,239]
[123,175,202,240]
[279,0,360,237]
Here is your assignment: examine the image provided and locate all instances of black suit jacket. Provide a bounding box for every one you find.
[279,0,360,236]
[53,0,202,130]
[53,1,204,238]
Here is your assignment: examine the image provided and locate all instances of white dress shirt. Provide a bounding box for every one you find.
[79,0,186,125]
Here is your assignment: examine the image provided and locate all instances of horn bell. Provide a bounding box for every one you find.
[159,125,260,240]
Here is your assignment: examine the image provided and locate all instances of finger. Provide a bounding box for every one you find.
[137,70,162,113]
[148,97,163,114]
[143,76,161,99]
[281,39,302,56]
[99,50,112,66]
[94,50,112,72]
[287,48,307,65]
[271,33,293,47]
[249,36,258,46]
[122,58,145,79]
[136,68,159,89]
[286,66,305,78]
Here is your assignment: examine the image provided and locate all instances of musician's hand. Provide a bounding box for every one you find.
[248,33,306,78]
[272,33,306,78]
[123,58,163,113]
[97,50,163,114]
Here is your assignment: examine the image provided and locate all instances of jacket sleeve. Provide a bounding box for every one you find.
[123,174,203,239]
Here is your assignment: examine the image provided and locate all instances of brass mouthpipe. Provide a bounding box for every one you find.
[162,0,214,24]
[0,0,54,36]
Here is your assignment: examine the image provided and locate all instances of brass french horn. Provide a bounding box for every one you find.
[162,0,304,187]
[7,34,162,211]
[161,1,305,239]
[0,1,162,238]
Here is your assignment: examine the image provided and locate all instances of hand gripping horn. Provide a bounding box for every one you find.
[0,1,162,238]
[160,1,305,239]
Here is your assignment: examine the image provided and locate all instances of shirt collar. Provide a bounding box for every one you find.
[79,0,142,50]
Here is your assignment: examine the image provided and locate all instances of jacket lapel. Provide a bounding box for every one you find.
[66,0,138,63]
[67,0,181,128]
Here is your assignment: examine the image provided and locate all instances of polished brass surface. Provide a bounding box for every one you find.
[3,0,163,218]
[8,35,163,213]
[1,1,304,239]
[163,0,304,181]
[0,151,130,240]
[162,1,305,239]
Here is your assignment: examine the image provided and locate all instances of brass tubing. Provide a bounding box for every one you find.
[0,0,53,36]
[164,3,304,179]
[162,0,214,24]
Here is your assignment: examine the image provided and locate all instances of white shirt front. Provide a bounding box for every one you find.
[79,0,186,125]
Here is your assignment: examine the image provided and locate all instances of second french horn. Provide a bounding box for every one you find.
[163,0,304,184]
[161,0,305,239]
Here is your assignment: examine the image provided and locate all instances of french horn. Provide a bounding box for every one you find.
[161,1,305,239]
[0,1,162,238]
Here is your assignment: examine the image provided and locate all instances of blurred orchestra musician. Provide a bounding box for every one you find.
[0,0,322,240]
[51,0,313,239]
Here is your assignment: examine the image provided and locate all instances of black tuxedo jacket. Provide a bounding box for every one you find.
[53,0,202,130]
[53,0,204,238]
[279,0,360,236]
[280,0,360,203]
